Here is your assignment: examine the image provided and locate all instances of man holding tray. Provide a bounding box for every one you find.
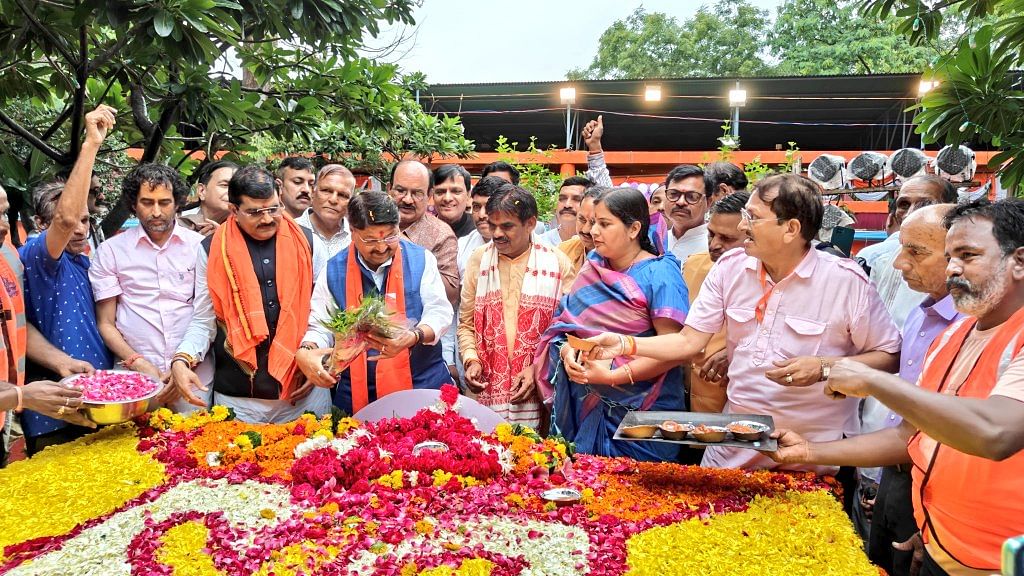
[582,174,901,473]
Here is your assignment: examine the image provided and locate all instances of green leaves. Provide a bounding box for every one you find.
[152,10,174,37]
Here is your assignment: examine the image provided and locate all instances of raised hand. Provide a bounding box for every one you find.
[84,105,117,145]
[581,115,604,154]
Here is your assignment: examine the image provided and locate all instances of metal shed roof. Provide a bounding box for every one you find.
[420,74,976,153]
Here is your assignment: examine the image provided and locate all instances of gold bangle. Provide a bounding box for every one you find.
[622,363,635,386]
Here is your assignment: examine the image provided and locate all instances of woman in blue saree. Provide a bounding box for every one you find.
[536,187,688,462]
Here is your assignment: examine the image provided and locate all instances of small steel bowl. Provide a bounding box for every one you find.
[540,488,582,507]
[727,420,771,442]
[62,370,163,426]
[412,441,449,456]
[658,421,694,441]
[621,424,659,439]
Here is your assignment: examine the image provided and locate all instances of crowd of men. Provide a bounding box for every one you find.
[0,106,1022,576]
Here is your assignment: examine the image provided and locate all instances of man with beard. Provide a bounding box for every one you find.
[585,174,901,472]
[389,160,460,306]
[769,198,1024,576]
[557,186,604,275]
[851,204,963,576]
[295,164,353,257]
[663,164,711,264]
[296,191,453,414]
[178,160,238,236]
[171,166,330,423]
[91,164,210,413]
[432,165,476,239]
[20,105,116,449]
[682,191,750,413]
[459,184,574,426]
[275,156,316,219]
[538,176,592,246]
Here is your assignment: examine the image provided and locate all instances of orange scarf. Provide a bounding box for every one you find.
[346,244,413,412]
[206,215,312,399]
[0,243,25,429]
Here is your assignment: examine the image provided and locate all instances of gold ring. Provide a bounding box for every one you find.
[57,406,67,416]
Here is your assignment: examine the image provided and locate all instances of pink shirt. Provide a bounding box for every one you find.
[90,225,213,391]
[686,247,902,472]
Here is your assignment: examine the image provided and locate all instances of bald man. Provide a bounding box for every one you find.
[388,160,459,305]
[858,204,964,576]
[296,164,354,257]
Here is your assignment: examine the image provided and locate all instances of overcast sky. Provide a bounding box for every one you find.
[363,0,784,84]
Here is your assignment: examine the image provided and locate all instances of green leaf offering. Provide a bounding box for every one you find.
[321,295,399,339]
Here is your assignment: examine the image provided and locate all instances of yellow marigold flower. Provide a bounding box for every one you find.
[156,520,223,576]
[414,519,435,535]
[313,428,334,440]
[0,425,165,554]
[504,493,525,508]
[581,488,595,504]
[510,435,535,455]
[543,502,556,512]
[401,562,420,576]
[625,491,877,575]
[432,469,454,487]
[235,434,253,450]
[259,508,276,520]
[532,452,548,466]
[494,423,513,443]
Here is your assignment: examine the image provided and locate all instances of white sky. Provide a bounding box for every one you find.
[363,0,784,84]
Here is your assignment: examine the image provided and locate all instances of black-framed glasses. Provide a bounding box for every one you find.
[241,205,284,218]
[665,189,705,205]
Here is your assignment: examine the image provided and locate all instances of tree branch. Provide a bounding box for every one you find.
[41,104,73,139]
[0,109,66,162]
[856,54,873,75]
[67,18,88,162]
[13,0,77,65]
[86,26,141,74]
[129,83,155,138]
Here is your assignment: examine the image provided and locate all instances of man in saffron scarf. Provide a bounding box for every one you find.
[537,187,689,462]
[458,184,575,428]
[296,191,453,415]
[171,166,330,423]
[769,199,1024,576]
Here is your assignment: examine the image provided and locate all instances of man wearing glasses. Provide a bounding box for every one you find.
[586,174,901,473]
[663,164,711,265]
[295,191,453,415]
[171,166,331,423]
[295,163,354,258]
[389,160,460,306]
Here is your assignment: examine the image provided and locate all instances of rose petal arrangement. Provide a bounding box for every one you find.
[74,370,161,402]
[0,386,880,575]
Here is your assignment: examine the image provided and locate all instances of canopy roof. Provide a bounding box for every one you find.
[420,73,976,153]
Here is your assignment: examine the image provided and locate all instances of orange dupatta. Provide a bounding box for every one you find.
[0,243,25,429]
[206,215,312,399]
[346,243,413,412]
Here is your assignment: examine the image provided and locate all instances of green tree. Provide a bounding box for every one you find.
[567,1,774,80]
[860,0,1024,191]
[0,0,435,240]
[770,0,934,74]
